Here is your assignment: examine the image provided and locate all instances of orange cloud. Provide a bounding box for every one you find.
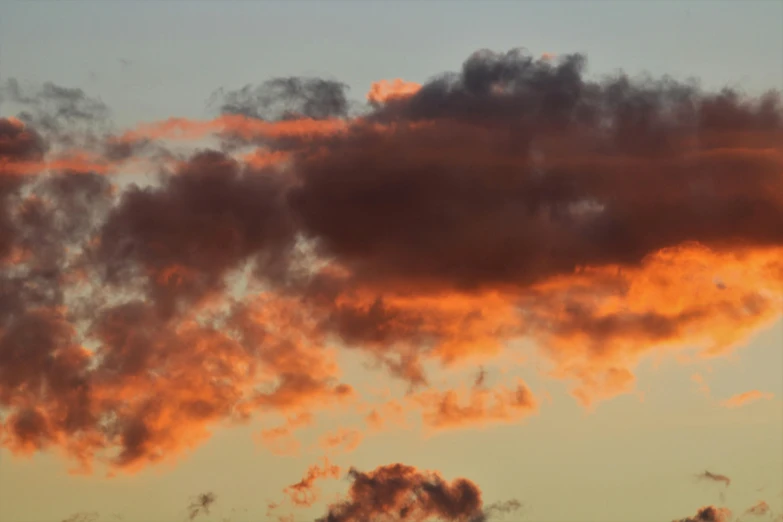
[310,243,783,409]
[241,148,291,170]
[412,379,537,432]
[0,295,356,473]
[526,244,783,407]
[3,48,783,477]
[323,289,523,384]
[116,114,346,145]
[366,79,421,104]
[720,390,774,409]
[745,500,771,516]
[283,457,342,507]
[0,152,114,176]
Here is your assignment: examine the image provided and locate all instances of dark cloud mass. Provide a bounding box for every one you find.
[0,117,47,258]
[0,47,782,473]
[316,463,503,522]
[289,51,782,292]
[94,149,296,317]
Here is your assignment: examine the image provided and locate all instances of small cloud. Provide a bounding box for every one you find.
[366,79,421,104]
[696,470,731,487]
[188,492,216,521]
[720,390,774,409]
[745,500,771,517]
[283,458,341,507]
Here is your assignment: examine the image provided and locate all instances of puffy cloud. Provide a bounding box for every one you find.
[281,51,783,402]
[316,463,486,522]
[94,150,297,317]
[2,47,782,474]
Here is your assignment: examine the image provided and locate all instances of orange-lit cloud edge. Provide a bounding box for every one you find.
[2,49,783,522]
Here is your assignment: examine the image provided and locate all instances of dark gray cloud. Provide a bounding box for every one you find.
[211,77,350,121]
[1,79,110,133]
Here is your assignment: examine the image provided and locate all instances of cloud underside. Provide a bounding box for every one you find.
[0,47,781,472]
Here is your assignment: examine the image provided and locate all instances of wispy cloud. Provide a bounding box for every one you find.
[720,390,774,409]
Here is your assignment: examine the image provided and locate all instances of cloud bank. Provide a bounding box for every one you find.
[0,47,781,474]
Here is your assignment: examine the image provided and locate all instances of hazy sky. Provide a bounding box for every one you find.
[1,2,782,522]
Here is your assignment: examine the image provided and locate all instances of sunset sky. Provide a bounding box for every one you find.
[1,2,782,522]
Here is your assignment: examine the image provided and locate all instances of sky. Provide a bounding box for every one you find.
[0,1,782,522]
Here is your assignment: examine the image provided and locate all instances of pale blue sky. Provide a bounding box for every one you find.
[2,1,782,127]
